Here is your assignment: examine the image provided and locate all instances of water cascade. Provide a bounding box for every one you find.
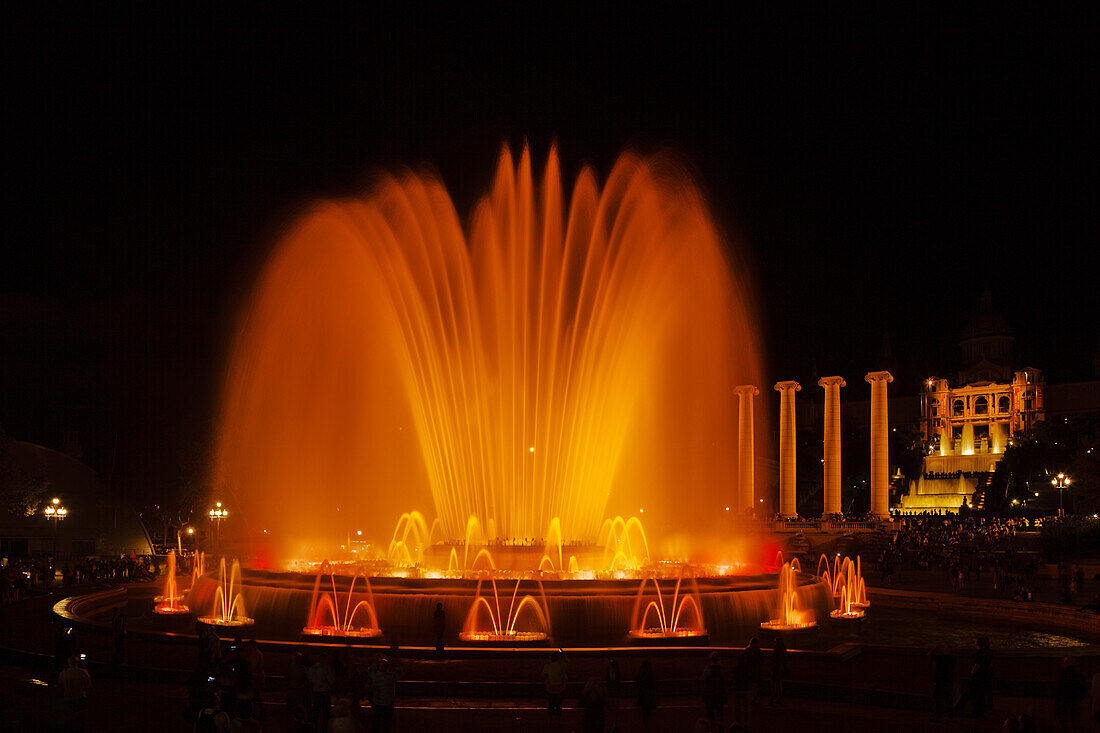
[628,574,705,639]
[760,559,816,630]
[198,558,254,627]
[460,578,551,642]
[302,571,382,638]
[154,550,189,615]
[213,146,762,554]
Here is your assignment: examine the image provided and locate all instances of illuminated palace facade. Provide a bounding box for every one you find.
[899,290,1045,513]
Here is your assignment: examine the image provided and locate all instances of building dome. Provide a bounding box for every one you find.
[961,289,1012,341]
[958,289,1014,385]
[0,439,153,558]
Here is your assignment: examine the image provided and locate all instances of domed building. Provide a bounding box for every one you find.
[900,290,1045,514]
[0,436,153,559]
[958,288,1015,385]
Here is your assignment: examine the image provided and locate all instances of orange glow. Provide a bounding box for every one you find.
[213,146,763,555]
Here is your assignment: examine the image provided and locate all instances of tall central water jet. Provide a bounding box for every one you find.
[214,146,762,551]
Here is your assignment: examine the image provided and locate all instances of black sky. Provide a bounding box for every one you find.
[2,6,1097,501]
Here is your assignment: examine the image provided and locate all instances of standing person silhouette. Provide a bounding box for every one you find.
[432,602,446,654]
[110,607,126,664]
[542,650,567,731]
[636,659,658,730]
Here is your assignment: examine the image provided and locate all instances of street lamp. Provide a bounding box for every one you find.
[209,501,228,547]
[43,497,68,562]
[1051,473,1071,518]
[177,526,195,555]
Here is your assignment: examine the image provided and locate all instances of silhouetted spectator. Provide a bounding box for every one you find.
[636,659,658,729]
[702,651,727,726]
[542,650,567,731]
[579,676,607,733]
[732,645,756,729]
[308,652,335,730]
[768,638,788,706]
[231,698,259,732]
[957,636,994,717]
[433,602,446,653]
[367,653,403,733]
[193,691,229,732]
[1091,663,1100,725]
[1055,656,1086,731]
[59,654,91,726]
[111,607,126,664]
[930,643,956,722]
[605,659,621,732]
[328,698,355,733]
[286,652,311,720]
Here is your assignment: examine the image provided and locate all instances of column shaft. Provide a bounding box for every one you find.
[775,381,801,518]
[734,386,759,512]
[819,377,845,515]
[866,371,893,517]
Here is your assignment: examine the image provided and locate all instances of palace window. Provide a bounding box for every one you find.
[974,396,989,415]
[953,399,965,416]
[998,395,1010,413]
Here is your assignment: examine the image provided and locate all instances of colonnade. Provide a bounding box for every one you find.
[734,370,892,518]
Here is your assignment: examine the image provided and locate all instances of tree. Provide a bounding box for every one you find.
[0,433,50,516]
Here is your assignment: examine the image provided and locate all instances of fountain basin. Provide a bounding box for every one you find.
[190,569,830,646]
[301,626,382,639]
[829,609,866,620]
[458,631,548,643]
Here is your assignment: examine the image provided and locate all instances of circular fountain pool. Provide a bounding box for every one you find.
[187,569,831,647]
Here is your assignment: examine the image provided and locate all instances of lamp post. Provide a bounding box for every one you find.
[1051,473,1071,518]
[177,526,194,555]
[43,497,68,563]
[209,502,228,549]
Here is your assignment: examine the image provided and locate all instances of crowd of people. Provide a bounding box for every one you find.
[185,630,404,732]
[0,554,163,603]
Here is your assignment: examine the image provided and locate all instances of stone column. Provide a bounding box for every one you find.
[774,381,801,518]
[818,376,846,516]
[734,385,759,513]
[865,371,894,518]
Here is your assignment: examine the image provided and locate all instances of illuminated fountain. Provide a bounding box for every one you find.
[460,578,551,643]
[153,550,189,615]
[628,574,706,639]
[195,145,814,643]
[760,559,816,631]
[820,554,868,620]
[213,145,762,556]
[818,554,869,606]
[302,572,382,638]
[187,551,206,594]
[197,558,254,627]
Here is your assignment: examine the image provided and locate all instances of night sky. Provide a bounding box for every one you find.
[2,7,1096,503]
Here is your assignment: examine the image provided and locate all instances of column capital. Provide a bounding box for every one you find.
[734,384,759,397]
[865,370,894,384]
[774,380,801,392]
[818,376,846,388]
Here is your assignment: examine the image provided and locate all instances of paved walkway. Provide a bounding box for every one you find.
[0,580,1095,731]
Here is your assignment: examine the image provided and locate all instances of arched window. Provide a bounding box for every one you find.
[998,395,1010,413]
[974,396,989,415]
[953,399,965,416]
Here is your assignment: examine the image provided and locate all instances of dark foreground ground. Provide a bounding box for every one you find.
[1,579,1097,732]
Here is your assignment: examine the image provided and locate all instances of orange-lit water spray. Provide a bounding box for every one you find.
[187,551,206,593]
[761,559,815,630]
[629,573,705,639]
[302,571,382,638]
[460,578,552,642]
[154,550,189,615]
[820,554,868,619]
[213,146,762,554]
[198,558,254,627]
